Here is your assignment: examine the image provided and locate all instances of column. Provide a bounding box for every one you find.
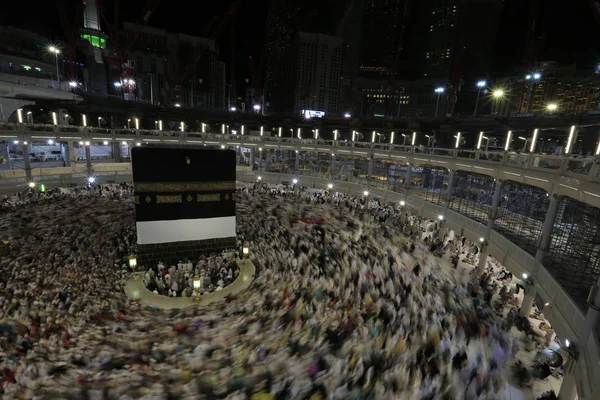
[264,150,270,173]
[23,143,32,182]
[478,179,504,277]
[535,194,560,263]
[0,142,11,168]
[367,157,374,179]
[557,358,578,400]
[329,154,334,181]
[585,273,600,338]
[405,163,412,189]
[249,148,255,170]
[295,151,300,174]
[112,142,122,163]
[61,142,72,167]
[519,284,537,317]
[444,169,455,207]
[85,145,93,177]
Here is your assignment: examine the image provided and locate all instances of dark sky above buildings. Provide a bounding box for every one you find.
[1,0,600,75]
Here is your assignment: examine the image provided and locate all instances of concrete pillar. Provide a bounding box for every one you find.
[295,151,300,173]
[519,284,537,317]
[112,142,121,162]
[249,148,255,170]
[445,169,455,206]
[85,145,93,177]
[264,150,270,173]
[535,194,560,263]
[22,143,32,182]
[488,179,504,222]
[477,245,489,277]
[330,154,335,180]
[367,157,374,179]
[585,273,600,337]
[405,163,412,189]
[61,142,73,167]
[0,142,11,168]
[557,358,578,400]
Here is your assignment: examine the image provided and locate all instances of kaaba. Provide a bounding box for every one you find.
[131,147,237,266]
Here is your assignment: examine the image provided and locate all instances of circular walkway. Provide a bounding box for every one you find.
[123,259,256,309]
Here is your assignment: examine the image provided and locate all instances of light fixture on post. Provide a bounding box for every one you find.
[292,178,298,185]
[87,176,96,184]
[390,131,395,144]
[158,120,163,131]
[530,129,539,153]
[434,86,445,117]
[518,136,528,152]
[52,112,58,126]
[327,183,333,189]
[260,126,264,136]
[344,112,351,118]
[372,131,376,143]
[411,132,416,146]
[193,275,201,294]
[180,122,185,132]
[473,80,486,117]
[438,215,444,221]
[134,117,139,130]
[565,125,576,155]
[399,200,406,206]
[48,45,61,89]
[334,129,338,141]
[278,127,282,137]
[84,141,90,146]
[201,123,206,133]
[242,242,250,258]
[28,181,36,189]
[547,103,558,112]
[17,109,23,123]
[128,255,137,270]
[504,131,512,151]
[477,132,484,150]
[363,190,369,196]
[454,132,461,149]
[257,175,262,181]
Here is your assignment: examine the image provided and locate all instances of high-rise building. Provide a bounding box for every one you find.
[360,0,410,77]
[117,23,226,110]
[263,0,347,113]
[291,32,342,115]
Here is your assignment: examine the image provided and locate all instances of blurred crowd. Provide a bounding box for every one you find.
[0,181,526,399]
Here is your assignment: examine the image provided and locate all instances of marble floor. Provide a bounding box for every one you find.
[123,259,256,310]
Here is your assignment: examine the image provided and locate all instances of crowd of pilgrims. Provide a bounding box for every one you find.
[143,258,239,297]
[0,181,532,399]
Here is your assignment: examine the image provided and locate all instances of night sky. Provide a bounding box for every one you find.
[2,0,599,77]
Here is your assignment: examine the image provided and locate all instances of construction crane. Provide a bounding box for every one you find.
[96,0,162,95]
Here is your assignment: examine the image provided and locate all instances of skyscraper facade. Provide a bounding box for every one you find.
[292,32,343,115]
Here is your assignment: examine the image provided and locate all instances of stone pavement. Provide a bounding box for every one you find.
[123,259,256,310]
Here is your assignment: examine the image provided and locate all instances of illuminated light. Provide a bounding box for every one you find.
[174,103,181,107]
[39,184,45,192]
[122,141,127,145]
[412,132,416,146]
[565,339,571,348]
[84,141,90,146]
[253,104,261,111]
[68,81,78,88]
[522,273,528,279]
[79,141,84,145]
[52,112,58,126]
[103,141,109,145]
[13,140,18,144]
[477,132,484,149]
[533,73,541,80]
[530,129,539,152]
[544,302,550,306]
[87,176,96,184]
[344,112,351,118]
[260,126,264,136]
[158,120,163,131]
[134,118,139,130]
[314,128,319,139]
[505,131,512,151]
[201,123,206,133]
[113,82,122,87]
[479,237,485,242]
[180,122,185,132]
[221,124,225,134]
[476,80,486,88]
[525,74,532,80]
[493,89,504,98]
[241,125,245,135]
[292,178,298,184]
[47,139,54,145]
[136,142,141,146]
[565,125,576,154]
[399,200,405,206]
[23,141,28,145]
[547,103,558,111]
[17,109,23,123]
[352,130,356,142]
[230,107,237,111]
[596,139,600,155]
[372,131,376,143]
[278,127,282,137]
[28,181,36,188]
[48,46,60,54]
[327,183,333,189]
[258,147,262,151]
[390,131,395,144]
[363,190,369,196]
[82,114,87,127]
[221,145,225,149]
[434,87,445,93]
[297,128,301,139]
[257,176,262,181]
[438,215,444,220]
[455,132,461,148]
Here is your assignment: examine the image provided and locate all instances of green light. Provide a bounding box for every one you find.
[81,34,106,49]
[39,184,45,193]
[22,65,31,70]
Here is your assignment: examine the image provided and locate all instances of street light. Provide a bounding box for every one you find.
[28,181,36,188]
[474,80,486,117]
[230,107,237,111]
[363,190,369,196]
[253,104,261,112]
[533,73,541,80]
[327,183,333,189]
[128,255,137,269]
[48,46,61,89]
[492,89,504,98]
[434,87,445,117]
[292,178,298,185]
[344,112,351,118]
[399,200,405,206]
[547,103,558,112]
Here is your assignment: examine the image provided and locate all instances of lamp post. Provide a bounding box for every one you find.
[128,255,137,271]
[473,80,486,117]
[48,46,61,89]
[193,275,201,296]
[492,90,505,116]
[525,73,541,113]
[242,242,250,259]
[434,87,445,117]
